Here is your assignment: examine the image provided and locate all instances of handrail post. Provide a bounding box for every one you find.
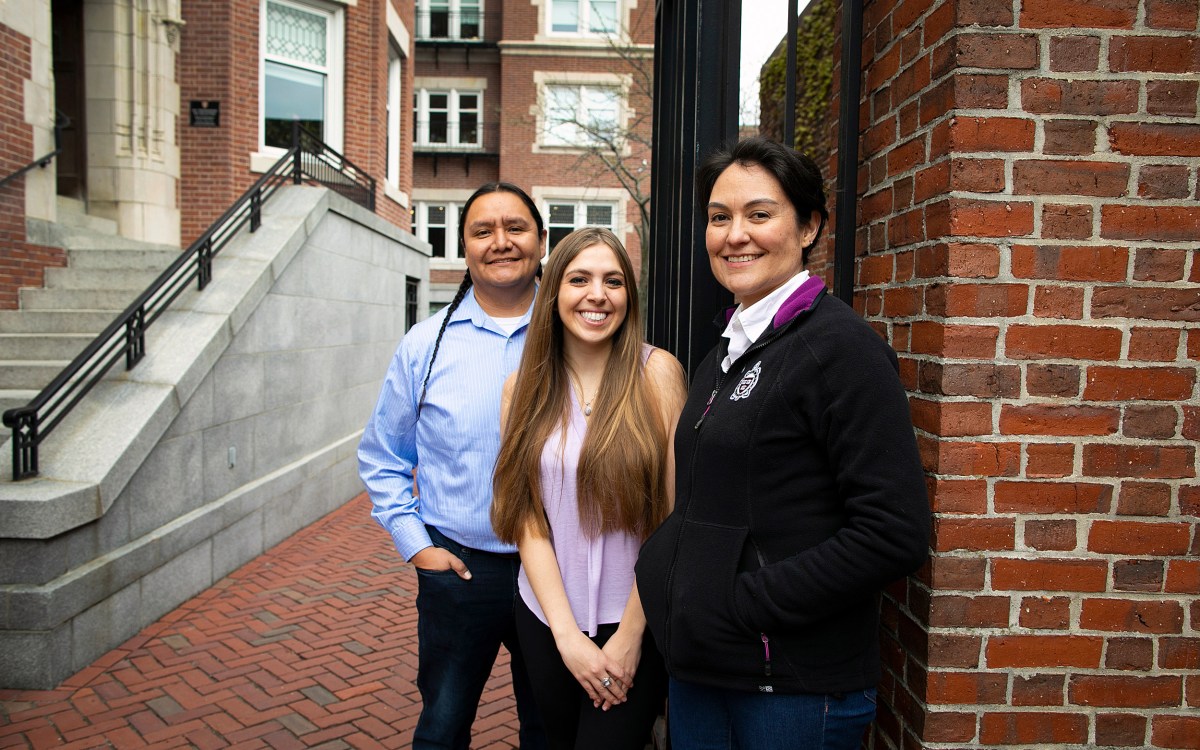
[7,410,38,480]
[292,119,303,184]
[250,188,263,232]
[198,236,213,289]
[125,306,146,369]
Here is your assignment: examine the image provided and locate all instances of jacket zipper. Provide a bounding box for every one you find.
[755,547,771,677]
[677,308,814,676]
[693,326,786,431]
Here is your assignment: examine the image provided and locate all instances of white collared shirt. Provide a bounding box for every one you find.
[720,270,811,373]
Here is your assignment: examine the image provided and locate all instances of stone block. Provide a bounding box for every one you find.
[70,582,141,674]
[212,509,264,581]
[124,433,204,540]
[140,541,212,626]
[0,624,72,690]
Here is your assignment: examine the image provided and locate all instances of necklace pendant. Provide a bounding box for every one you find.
[584,404,593,416]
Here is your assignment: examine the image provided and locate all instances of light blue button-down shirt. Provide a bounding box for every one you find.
[358,288,532,560]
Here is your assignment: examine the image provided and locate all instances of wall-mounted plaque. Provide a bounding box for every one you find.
[190,101,220,127]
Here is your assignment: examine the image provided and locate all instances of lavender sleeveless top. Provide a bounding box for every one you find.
[517,345,655,636]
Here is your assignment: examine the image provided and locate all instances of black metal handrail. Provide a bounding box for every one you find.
[3,122,375,480]
[0,112,69,192]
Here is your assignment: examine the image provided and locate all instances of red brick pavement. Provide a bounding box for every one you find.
[0,494,522,749]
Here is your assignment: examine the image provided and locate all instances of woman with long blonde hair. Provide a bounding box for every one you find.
[492,227,687,750]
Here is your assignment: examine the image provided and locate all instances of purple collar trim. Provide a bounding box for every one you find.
[721,276,827,327]
[773,275,826,327]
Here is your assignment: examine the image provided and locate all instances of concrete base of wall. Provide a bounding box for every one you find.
[0,187,430,689]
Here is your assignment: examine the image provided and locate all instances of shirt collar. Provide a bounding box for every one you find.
[722,270,812,345]
[453,284,537,334]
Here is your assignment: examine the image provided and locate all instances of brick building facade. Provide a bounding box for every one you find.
[822,1,1198,747]
[0,0,417,311]
[409,0,653,307]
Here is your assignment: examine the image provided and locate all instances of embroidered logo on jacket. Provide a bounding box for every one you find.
[730,361,762,401]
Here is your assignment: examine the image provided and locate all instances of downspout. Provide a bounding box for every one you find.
[833,0,863,305]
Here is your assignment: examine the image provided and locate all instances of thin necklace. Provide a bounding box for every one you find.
[568,370,595,416]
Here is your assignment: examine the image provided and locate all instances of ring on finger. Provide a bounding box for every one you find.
[600,676,612,688]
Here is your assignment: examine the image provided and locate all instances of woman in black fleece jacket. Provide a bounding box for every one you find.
[636,138,930,749]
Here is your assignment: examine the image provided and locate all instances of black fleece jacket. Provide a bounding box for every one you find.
[636,279,930,695]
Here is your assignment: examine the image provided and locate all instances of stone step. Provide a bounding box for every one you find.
[0,361,74,390]
[0,389,39,415]
[18,288,142,311]
[54,197,119,235]
[0,333,97,360]
[66,247,181,271]
[27,217,177,253]
[0,310,118,334]
[42,267,163,291]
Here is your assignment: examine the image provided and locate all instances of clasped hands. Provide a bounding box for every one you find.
[556,627,641,711]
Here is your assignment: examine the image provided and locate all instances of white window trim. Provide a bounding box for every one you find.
[414,83,486,150]
[254,0,345,167]
[416,0,485,41]
[413,197,467,263]
[415,88,484,148]
[387,43,403,187]
[533,186,627,250]
[532,72,630,154]
[530,0,636,44]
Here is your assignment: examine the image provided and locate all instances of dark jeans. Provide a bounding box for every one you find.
[515,598,667,750]
[413,525,547,750]
[668,677,876,750]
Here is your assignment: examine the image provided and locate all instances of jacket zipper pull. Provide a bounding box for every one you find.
[694,388,718,430]
[761,633,772,676]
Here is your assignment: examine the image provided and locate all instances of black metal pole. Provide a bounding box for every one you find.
[833,0,862,305]
[783,0,799,147]
[646,0,740,374]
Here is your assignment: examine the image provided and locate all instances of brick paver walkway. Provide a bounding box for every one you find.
[0,494,521,749]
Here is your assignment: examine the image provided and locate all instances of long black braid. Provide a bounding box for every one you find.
[416,182,544,415]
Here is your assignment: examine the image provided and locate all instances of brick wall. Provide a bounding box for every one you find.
[414,1,654,284]
[848,0,1199,747]
[0,23,65,310]
[179,0,413,244]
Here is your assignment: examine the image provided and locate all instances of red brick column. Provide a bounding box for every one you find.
[851,1,1199,747]
[0,24,65,310]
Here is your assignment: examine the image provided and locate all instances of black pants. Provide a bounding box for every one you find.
[515,597,668,750]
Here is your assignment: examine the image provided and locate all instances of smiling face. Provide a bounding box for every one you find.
[705,162,821,308]
[461,191,546,309]
[556,243,629,350]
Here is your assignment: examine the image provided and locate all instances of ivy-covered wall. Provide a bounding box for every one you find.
[757,0,837,171]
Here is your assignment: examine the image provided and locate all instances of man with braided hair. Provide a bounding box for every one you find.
[360,183,549,749]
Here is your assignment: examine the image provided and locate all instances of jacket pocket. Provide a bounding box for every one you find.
[666,521,764,678]
[635,512,682,652]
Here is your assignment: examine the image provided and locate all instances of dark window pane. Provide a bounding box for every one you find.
[429,227,447,257]
[548,204,574,224]
[549,226,571,251]
[460,113,478,143]
[264,60,325,148]
[430,112,448,143]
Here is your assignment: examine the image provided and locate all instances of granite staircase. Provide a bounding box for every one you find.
[0,199,180,417]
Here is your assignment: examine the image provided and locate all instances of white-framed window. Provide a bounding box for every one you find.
[550,0,617,35]
[543,84,619,147]
[418,0,483,40]
[414,89,482,148]
[545,200,617,251]
[414,201,462,258]
[386,42,403,187]
[261,0,343,151]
